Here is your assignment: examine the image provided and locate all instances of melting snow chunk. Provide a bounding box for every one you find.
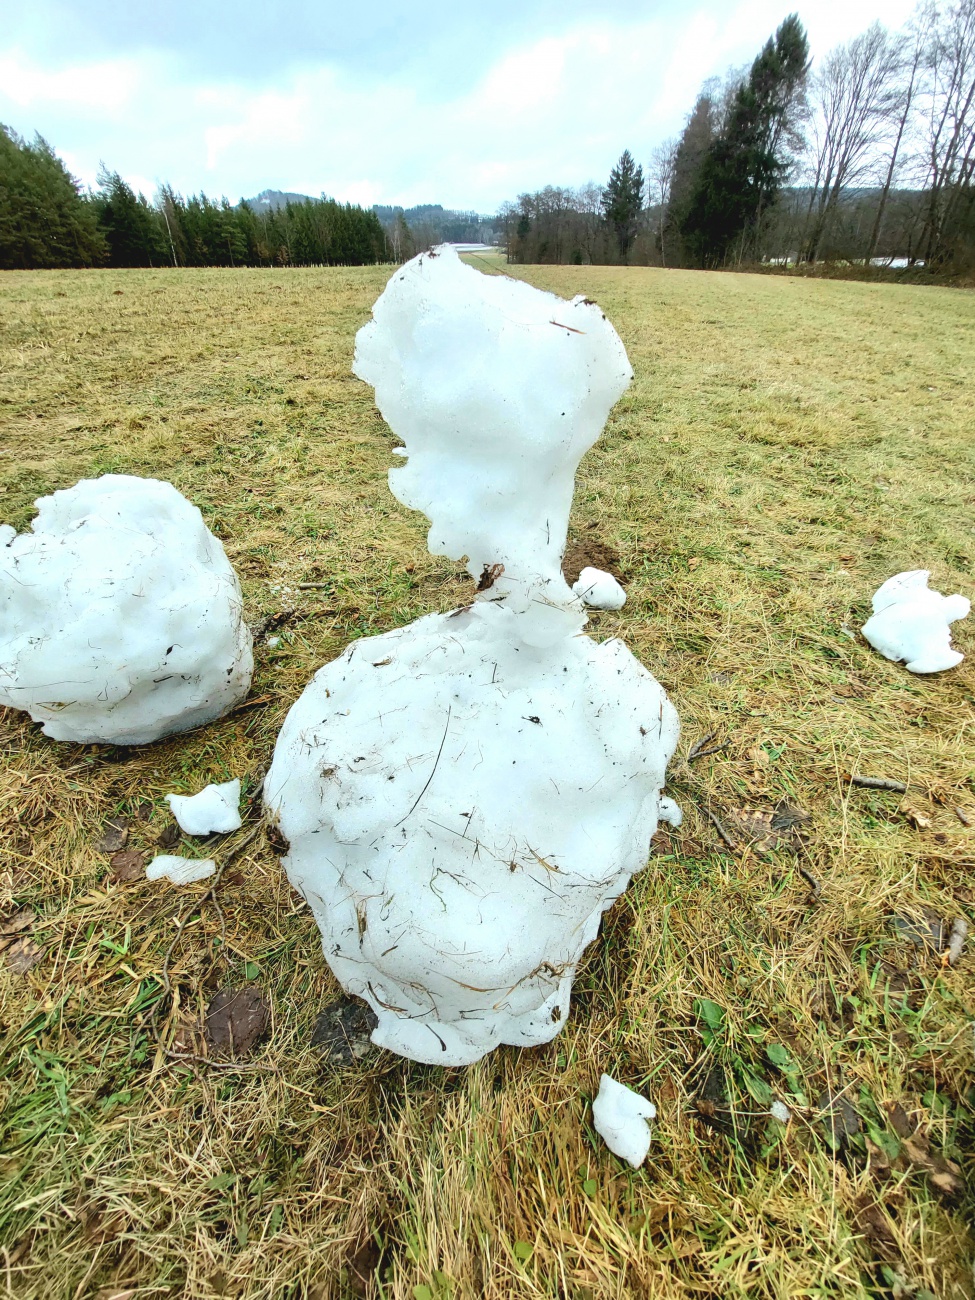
[166,778,242,835]
[770,1101,791,1122]
[658,797,683,827]
[592,1073,657,1167]
[862,570,969,673]
[146,854,216,885]
[572,566,626,610]
[0,475,253,743]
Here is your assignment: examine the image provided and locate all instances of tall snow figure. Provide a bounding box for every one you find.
[265,248,680,1066]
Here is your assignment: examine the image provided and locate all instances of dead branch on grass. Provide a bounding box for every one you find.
[848,774,907,793]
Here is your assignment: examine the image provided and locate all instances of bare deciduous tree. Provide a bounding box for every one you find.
[801,23,903,261]
[917,0,975,264]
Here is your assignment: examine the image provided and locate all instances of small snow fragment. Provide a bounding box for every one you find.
[266,636,281,648]
[572,566,626,611]
[146,854,216,885]
[862,570,969,673]
[592,1073,656,1168]
[770,1101,791,1123]
[658,797,683,828]
[166,779,242,835]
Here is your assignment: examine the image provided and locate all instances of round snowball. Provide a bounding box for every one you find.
[0,475,253,744]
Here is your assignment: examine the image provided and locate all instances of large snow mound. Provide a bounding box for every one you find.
[268,247,679,1067]
[862,569,969,674]
[265,601,679,1067]
[0,475,253,744]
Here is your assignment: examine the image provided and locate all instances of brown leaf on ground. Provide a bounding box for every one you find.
[5,936,45,974]
[731,807,779,852]
[94,817,129,854]
[730,803,811,854]
[0,908,34,953]
[312,997,378,1067]
[205,986,270,1057]
[902,807,932,831]
[852,1193,899,1260]
[892,908,944,953]
[109,849,145,883]
[171,1014,204,1057]
[819,1091,861,1147]
[901,1135,964,1201]
[156,823,180,850]
[771,801,812,831]
[886,1101,914,1138]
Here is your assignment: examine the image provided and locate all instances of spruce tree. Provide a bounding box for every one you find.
[0,125,106,269]
[601,149,645,261]
[92,168,167,266]
[679,16,810,266]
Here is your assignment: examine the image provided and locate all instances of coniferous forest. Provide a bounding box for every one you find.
[0,130,388,271]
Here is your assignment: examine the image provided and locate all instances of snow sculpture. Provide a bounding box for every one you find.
[592,1073,657,1167]
[146,855,216,885]
[862,570,969,674]
[0,475,253,744]
[573,566,626,610]
[265,247,680,1067]
[167,778,243,835]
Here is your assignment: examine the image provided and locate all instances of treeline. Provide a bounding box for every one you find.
[373,204,496,256]
[0,127,388,270]
[501,0,975,274]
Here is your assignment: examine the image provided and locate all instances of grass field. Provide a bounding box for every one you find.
[1,261,974,1300]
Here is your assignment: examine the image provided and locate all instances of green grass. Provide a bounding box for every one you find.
[1,263,973,1299]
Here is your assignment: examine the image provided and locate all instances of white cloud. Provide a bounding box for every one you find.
[0,49,143,114]
[0,0,925,211]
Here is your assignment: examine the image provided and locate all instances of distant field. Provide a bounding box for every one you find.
[1,263,973,1300]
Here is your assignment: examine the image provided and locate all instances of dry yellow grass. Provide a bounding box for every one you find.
[1,262,973,1300]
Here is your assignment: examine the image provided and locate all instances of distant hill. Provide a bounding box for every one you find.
[245,189,315,213]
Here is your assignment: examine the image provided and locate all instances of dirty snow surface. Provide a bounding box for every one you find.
[265,247,679,1067]
[862,569,969,673]
[0,475,253,744]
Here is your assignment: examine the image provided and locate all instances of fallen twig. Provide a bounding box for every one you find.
[848,775,907,793]
[297,582,332,590]
[688,734,730,763]
[945,918,968,967]
[797,864,823,899]
[704,807,737,851]
[955,807,972,827]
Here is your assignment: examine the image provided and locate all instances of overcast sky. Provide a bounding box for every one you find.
[2,0,918,212]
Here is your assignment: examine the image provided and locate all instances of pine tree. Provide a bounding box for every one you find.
[92,168,167,266]
[0,125,106,269]
[601,150,645,261]
[679,16,810,266]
